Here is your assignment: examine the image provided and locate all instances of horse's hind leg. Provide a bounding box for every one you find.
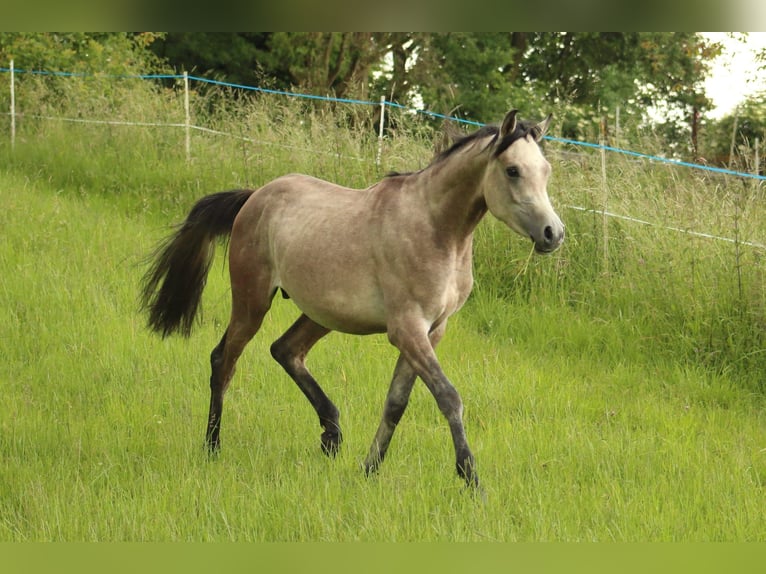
[269,314,340,455]
[206,299,269,453]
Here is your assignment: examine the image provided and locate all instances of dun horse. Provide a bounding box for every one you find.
[141,110,564,487]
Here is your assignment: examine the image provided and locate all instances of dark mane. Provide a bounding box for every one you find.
[439,118,542,162]
[436,124,500,162]
[385,117,542,179]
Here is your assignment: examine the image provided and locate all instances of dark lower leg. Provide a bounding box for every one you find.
[270,315,340,455]
[364,355,416,474]
[205,310,262,454]
[206,331,228,452]
[389,321,479,487]
[431,382,478,487]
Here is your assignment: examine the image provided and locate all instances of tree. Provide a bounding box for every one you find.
[635,33,721,157]
[515,33,720,149]
[0,33,167,114]
[2,33,724,155]
[267,33,387,99]
[699,95,766,171]
[407,33,518,122]
[374,32,424,105]
[151,33,388,100]
[0,32,164,75]
[369,33,720,149]
[149,33,272,86]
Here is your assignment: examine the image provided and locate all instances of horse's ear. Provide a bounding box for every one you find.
[531,114,552,142]
[500,109,518,137]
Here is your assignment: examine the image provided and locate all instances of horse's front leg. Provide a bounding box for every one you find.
[364,355,417,475]
[365,322,447,476]
[386,318,478,488]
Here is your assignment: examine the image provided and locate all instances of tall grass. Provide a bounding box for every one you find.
[472,146,766,388]
[2,77,765,540]
[5,73,764,384]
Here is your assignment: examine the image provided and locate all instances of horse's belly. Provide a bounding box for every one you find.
[286,285,388,335]
[270,210,388,333]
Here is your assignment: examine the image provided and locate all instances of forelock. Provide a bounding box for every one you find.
[492,119,541,157]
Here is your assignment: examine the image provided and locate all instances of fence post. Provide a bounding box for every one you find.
[10,59,15,150]
[376,95,385,166]
[600,117,609,274]
[728,109,739,170]
[755,137,760,177]
[183,71,191,162]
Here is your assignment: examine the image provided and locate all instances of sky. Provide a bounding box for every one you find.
[702,32,766,119]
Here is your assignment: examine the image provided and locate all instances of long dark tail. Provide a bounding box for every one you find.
[140,189,255,338]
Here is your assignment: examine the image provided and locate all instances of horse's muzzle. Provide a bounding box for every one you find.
[533,223,565,254]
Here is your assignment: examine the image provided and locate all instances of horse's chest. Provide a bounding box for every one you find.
[377,235,474,325]
[426,253,474,322]
[443,266,473,311]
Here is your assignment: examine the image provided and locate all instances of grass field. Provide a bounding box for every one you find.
[1,85,765,541]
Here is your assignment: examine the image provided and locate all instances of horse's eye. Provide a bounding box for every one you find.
[506,166,520,178]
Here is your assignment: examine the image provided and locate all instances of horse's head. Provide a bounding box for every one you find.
[482,110,564,254]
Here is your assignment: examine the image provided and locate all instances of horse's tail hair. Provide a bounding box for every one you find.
[140,189,255,338]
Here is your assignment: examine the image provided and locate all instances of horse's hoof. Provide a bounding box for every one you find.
[363,461,379,477]
[320,430,342,457]
[205,438,221,459]
[456,461,480,489]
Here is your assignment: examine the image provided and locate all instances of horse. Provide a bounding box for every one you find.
[140,109,564,488]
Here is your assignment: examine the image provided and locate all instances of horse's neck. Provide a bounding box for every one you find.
[421,147,489,242]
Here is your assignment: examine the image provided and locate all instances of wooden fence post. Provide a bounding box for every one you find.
[376,95,385,166]
[10,59,15,150]
[184,71,191,162]
[600,116,609,274]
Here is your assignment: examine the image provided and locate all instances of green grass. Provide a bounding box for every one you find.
[1,83,766,540]
[2,169,765,541]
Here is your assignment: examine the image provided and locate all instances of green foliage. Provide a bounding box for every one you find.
[0,32,164,75]
[0,33,169,128]
[699,95,766,171]
[268,32,385,99]
[519,32,720,149]
[150,32,270,84]
[409,33,519,122]
[0,32,729,155]
[143,32,721,149]
[152,32,387,100]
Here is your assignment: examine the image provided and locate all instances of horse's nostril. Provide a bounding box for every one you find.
[544,225,554,243]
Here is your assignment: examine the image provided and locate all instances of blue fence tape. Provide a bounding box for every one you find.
[2,66,764,181]
[547,136,765,180]
[185,74,382,107]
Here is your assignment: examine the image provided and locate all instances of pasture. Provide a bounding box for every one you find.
[1,85,765,541]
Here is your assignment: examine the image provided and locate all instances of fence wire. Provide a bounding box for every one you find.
[2,65,765,250]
